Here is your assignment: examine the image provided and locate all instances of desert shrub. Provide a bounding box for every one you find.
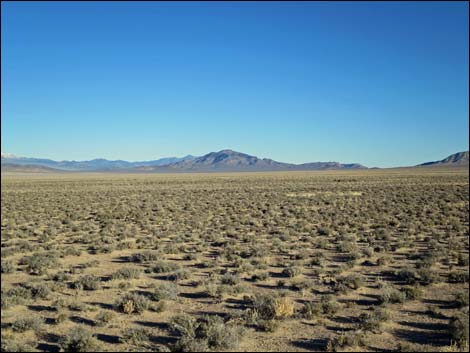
[251,272,269,282]
[116,240,135,251]
[89,243,116,254]
[152,282,179,301]
[416,254,437,269]
[152,300,167,313]
[60,326,101,352]
[196,315,243,349]
[298,301,321,320]
[51,271,72,282]
[170,313,198,337]
[316,239,329,249]
[248,292,294,321]
[453,292,470,308]
[121,327,151,345]
[0,336,36,352]
[20,282,51,300]
[64,246,82,256]
[326,331,365,351]
[201,278,226,301]
[11,316,44,333]
[1,261,15,274]
[111,267,142,280]
[130,251,160,263]
[378,285,406,305]
[457,253,469,267]
[289,278,312,292]
[150,261,180,273]
[417,268,439,285]
[333,274,364,293]
[95,311,116,326]
[81,260,100,269]
[362,247,374,258]
[166,268,190,282]
[395,268,418,284]
[115,292,151,314]
[220,273,241,285]
[449,271,470,284]
[359,307,390,332]
[183,253,198,261]
[73,274,101,291]
[258,319,279,332]
[376,255,391,266]
[55,310,68,325]
[401,285,423,301]
[282,265,302,278]
[320,295,340,316]
[52,298,68,311]
[20,252,59,275]
[2,286,32,308]
[449,308,469,347]
[291,249,309,260]
[309,252,325,267]
[336,241,358,253]
[118,282,132,291]
[173,336,209,352]
[68,301,89,312]
[170,314,243,351]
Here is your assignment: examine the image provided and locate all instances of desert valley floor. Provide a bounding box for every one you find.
[1,168,469,352]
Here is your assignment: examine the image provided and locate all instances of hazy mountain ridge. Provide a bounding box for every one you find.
[1,153,196,171]
[418,151,469,167]
[1,163,65,173]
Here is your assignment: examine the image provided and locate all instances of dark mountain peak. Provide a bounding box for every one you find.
[418,151,469,167]
[442,151,469,163]
[212,149,251,158]
[90,158,108,162]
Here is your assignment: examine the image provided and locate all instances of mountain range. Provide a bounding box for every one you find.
[1,150,468,173]
[1,150,366,172]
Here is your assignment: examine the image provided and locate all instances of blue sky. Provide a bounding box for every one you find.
[1,1,468,167]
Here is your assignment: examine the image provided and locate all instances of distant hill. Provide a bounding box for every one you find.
[418,151,469,167]
[1,153,196,171]
[1,163,64,173]
[136,150,368,172]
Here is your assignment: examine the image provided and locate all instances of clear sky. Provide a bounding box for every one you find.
[1,1,468,167]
